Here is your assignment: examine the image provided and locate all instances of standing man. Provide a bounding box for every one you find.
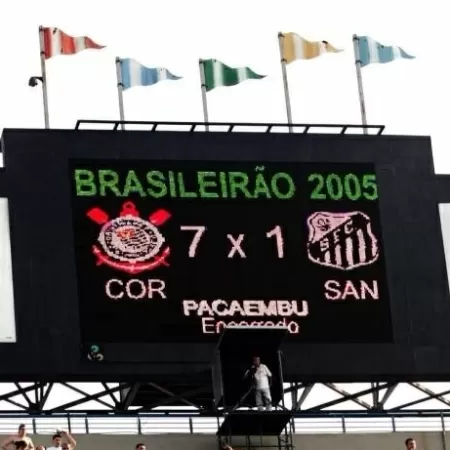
[1,424,34,450]
[245,356,273,411]
[46,432,76,450]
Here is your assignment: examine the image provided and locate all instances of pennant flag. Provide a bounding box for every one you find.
[42,27,105,59]
[202,59,265,92]
[281,33,342,64]
[356,36,415,67]
[120,58,181,90]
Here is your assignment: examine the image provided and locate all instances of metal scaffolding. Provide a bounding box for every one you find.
[0,381,449,414]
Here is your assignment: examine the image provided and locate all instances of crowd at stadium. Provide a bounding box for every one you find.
[0,423,419,450]
[0,425,149,450]
[1,424,77,450]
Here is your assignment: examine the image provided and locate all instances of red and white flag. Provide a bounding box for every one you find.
[42,27,105,59]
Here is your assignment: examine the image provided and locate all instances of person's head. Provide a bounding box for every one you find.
[61,444,69,450]
[136,444,146,450]
[52,434,62,447]
[252,356,261,366]
[36,446,46,450]
[18,424,26,438]
[405,438,416,450]
[15,440,27,450]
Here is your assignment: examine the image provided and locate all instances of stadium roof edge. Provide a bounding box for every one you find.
[0,125,431,141]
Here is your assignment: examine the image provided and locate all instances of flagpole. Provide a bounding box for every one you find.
[199,59,209,131]
[38,26,50,129]
[278,33,293,133]
[352,34,368,135]
[115,57,125,131]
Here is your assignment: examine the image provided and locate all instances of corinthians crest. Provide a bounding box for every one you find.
[86,201,171,274]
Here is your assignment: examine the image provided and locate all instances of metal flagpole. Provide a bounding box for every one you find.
[278,33,293,133]
[115,57,125,131]
[352,34,368,135]
[38,26,50,129]
[199,59,209,131]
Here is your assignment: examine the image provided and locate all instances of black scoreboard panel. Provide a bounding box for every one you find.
[71,161,391,344]
[1,129,449,382]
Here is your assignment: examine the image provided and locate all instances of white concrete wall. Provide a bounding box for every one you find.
[0,432,447,450]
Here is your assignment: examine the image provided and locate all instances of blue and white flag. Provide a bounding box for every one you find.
[119,58,181,90]
[356,36,415,68]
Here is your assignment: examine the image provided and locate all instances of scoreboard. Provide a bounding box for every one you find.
[1,128,450,381]
[71,161,391,344]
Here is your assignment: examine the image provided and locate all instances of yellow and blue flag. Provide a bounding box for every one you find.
[355,36,414,67]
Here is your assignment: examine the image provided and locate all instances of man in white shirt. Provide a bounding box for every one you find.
[46,431,76,450]
[248,356,272,411]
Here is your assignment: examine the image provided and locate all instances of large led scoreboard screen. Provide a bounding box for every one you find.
[70,160,392,344]
[4,129,448,379]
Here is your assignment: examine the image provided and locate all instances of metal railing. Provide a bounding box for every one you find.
[0,413,447,435]
[74,120,385,135]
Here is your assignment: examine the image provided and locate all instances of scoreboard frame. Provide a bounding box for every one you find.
[0,124,449,382]
[70,159,391,346]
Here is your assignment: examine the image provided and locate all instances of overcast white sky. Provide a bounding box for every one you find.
[0,0,449,418]
[0,0,447,169]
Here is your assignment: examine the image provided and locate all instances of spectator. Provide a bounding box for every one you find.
[1,424,34,450]
[35,447,46,450]
[244,356,272,411]
[405,438,417,450]
[46,432,76,450]
[135,445,146,450]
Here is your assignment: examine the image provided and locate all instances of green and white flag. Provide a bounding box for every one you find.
[202,59,265,92]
